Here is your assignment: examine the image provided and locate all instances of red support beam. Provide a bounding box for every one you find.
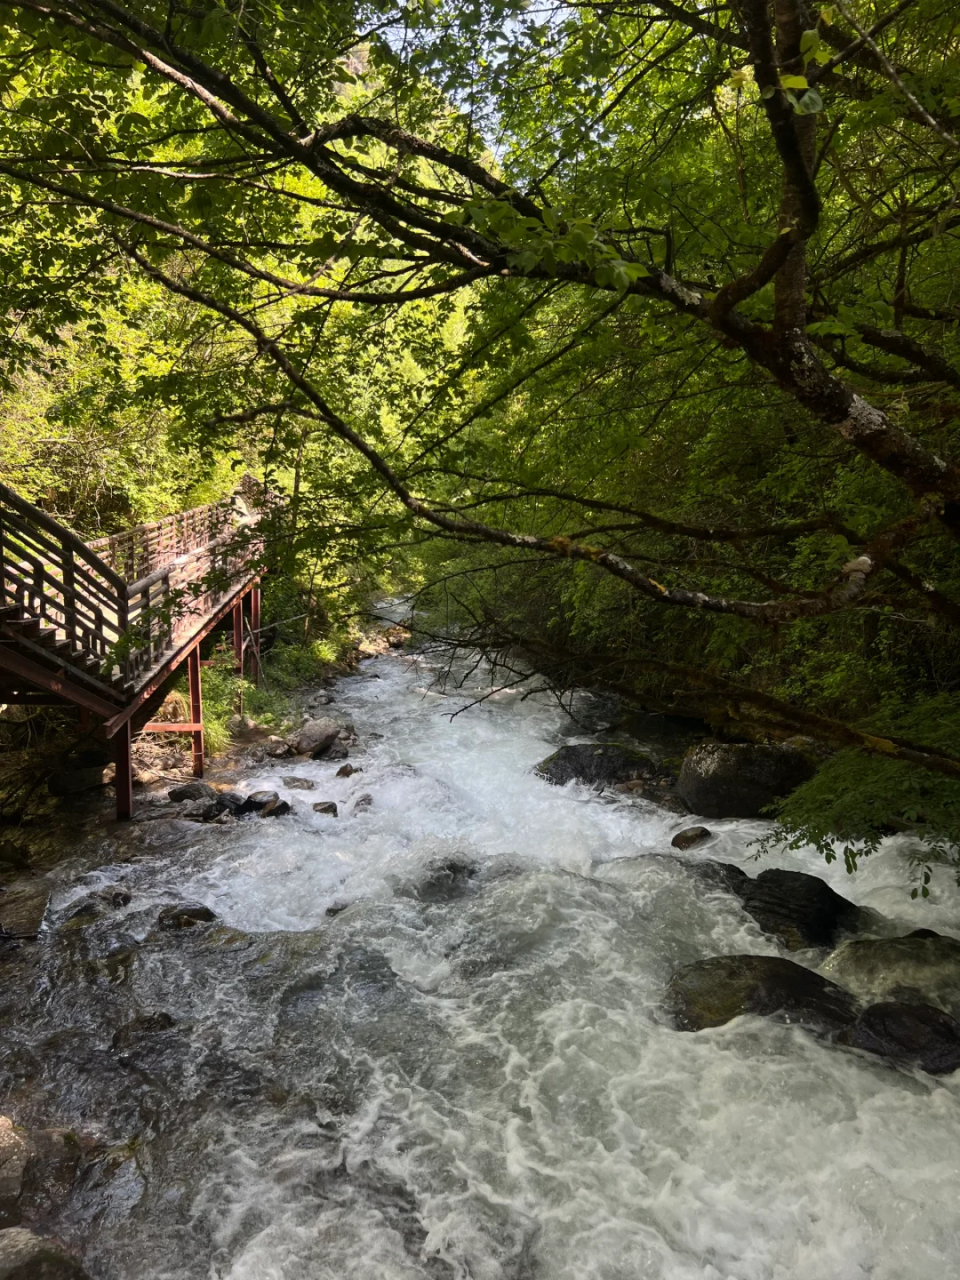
[250,582,261,686]
[142,721,204,732]
[187,645,204,778]
[232,598,244,675]
[115,719,133,821]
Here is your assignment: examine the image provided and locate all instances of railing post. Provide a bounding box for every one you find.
[63,544,77,650]
[117,590,129,685]
[187,644,204,778]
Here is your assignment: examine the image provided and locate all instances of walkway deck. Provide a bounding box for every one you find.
[0,479,266,817]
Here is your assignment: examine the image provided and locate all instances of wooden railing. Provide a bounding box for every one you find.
[0,479,128,675]
[0,483,262,692]
[88,499,237,581]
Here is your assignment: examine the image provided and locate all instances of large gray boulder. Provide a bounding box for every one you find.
[294,718,342,757]
[666,954,857,1034]
[837,1001,960,1075]
[822,931,960,1019]
[0,1228,90,1279]
[717,865,861,950]
[677,741,816,818]
[535,743,656,789]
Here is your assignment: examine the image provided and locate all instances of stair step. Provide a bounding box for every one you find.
[4,616,41,639]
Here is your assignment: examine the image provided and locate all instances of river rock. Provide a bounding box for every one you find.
[47,766,113,797]
[822,932,960,1018]
[263,736,292,758]
[322,740,349,761]
[67,887,132,924]
[295,718,342,757]
[838,1001,960,1075]
[282,777,315,791]
[724,867,861,950]
[168,781,217,803]
[0,881,50,939]
[677,741,817,818]
[672,826,711,850]
[259,796,291,817]
[0,843,29,873]
[158,903,218,930]
[413,858,479,903]
[337,764,361,778]
[0,1120,29,1228]
[182,797,224,823]
[353,793,373,813]
[666,954,857,1033]
[0,1120,81,1232]
[312,801,338,817]
[0,1228,90,1279]
[535,743,657,788]
[238,790,278,814]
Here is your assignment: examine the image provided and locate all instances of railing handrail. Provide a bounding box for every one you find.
[0,479,127,594]
[87,497,236,554]
[124,515,258,598]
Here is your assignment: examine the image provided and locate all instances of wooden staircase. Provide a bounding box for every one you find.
[0,479,266,817]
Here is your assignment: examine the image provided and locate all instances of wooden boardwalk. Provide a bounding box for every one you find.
[0,480,265,818]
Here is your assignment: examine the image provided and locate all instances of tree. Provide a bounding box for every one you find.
[2,0,960,836]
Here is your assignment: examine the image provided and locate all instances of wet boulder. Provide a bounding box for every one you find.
[677,741,816,818]
[263,736,292,759]
[0,1119,29,1227]
[837,1001,960,1075]
[294,718,342,757]
[312,801,338,817]
[337,764,362,778]
[157,903,218,930]
[47,766,113,796]
[181,797,225,823]
[168,781,217,803]
[66,887,131,925]
[258,795,291,818]
[0,881,50,939]
[534,743,657,789]
[0,1228,91,1279]
[726,868,861,950]
[409,857,479,903]
[282,776,315,791]
[0,1120,81,1231]
[322,740,349,762]
[671,826,712,851]
[237,790,278,815]
[666,954,857,1034]
[822,932,960,1019]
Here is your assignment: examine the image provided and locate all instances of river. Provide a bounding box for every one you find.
[7,644,960,1279]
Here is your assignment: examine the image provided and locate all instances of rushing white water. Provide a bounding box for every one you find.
[27,647,960,1279]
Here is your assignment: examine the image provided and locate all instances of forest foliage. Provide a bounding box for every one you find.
[1,0,960,871]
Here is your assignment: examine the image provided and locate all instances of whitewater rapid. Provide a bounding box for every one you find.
[23,647,960,1279]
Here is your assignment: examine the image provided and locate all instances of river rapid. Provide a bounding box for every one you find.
[6,644,960,1279]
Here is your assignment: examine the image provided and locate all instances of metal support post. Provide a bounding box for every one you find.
[114,719,133,821]
[232,598,244,674]
[250,583,261,686]
[187,644,204,777]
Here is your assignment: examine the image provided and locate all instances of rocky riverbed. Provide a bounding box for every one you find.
[2,643,960,1278]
